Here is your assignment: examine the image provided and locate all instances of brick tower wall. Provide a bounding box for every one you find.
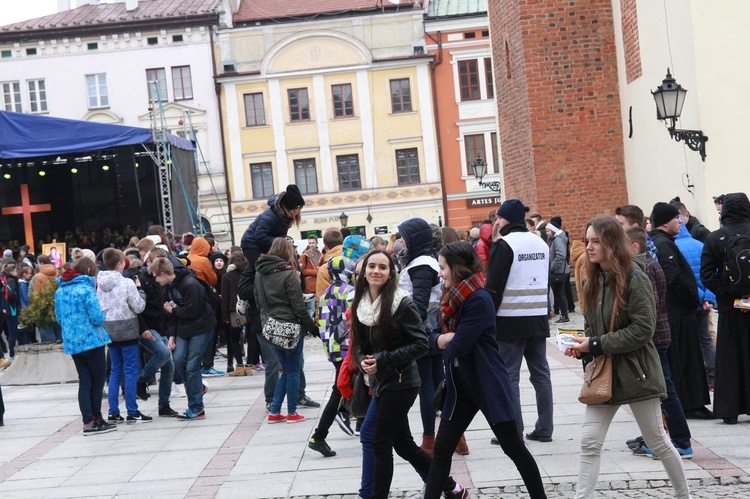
[488,0,628,240]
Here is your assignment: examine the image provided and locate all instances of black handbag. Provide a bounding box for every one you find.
[433,379,447,411]
[341,371,370,419]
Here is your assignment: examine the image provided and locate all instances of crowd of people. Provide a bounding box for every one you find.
[1,184,749,499]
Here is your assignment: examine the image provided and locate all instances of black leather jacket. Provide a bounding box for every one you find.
[351,297,428,397]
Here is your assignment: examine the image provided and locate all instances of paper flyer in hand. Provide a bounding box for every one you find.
[734,298,750,310]
[556,329,586,352]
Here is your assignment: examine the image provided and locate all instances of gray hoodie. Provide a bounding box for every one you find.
[96,270,146,343]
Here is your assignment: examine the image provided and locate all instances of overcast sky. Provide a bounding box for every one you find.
[0,1,121,27]
[0,0,59,26]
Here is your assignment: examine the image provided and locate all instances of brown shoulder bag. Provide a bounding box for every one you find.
[578,302,618,405]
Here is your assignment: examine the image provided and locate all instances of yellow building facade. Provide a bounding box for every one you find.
[216,9,444,240]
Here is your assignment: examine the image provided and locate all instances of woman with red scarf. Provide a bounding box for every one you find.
[424,242,546,499]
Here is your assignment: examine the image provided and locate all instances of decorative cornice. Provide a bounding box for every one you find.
[232,183,442,217]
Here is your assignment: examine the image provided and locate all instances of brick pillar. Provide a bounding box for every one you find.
[489,0,628,238]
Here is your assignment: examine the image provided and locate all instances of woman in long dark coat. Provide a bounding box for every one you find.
[425,242,545,499]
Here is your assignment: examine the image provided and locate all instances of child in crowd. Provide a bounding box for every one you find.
[308,256,357,457]
[54,257,116,435]
[97,248,150,425]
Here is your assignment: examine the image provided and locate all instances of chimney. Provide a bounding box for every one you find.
[126,0,139,11]
[57,0,71,12]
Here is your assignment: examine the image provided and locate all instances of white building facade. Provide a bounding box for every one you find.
[0,0,232,242]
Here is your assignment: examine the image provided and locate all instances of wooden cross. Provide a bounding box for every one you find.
[2,184,52,248]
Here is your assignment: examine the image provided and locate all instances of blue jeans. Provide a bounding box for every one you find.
[72,346,107,424]
[270,335,304,415]
[696,310,715,384]
[138,330,174,409]
[4,316,18,357]
[108,343,140,416]
[256,327,307,404]
[359,397,378,499]
[174,331,212,413]
[499,337,554,438]
[39,324,62,342]
[305,297,316,319]
[656,343,692,449]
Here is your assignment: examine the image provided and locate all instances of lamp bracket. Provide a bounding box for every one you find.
[478,181,502,193]
[668,127,708,162]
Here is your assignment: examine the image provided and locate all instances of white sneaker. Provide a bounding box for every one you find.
[172,383,187,398]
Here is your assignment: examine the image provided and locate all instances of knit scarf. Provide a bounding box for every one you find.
[440,272,485,335]
[356,287,409,327]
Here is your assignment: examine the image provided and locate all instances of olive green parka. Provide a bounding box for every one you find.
[585,265,666,405]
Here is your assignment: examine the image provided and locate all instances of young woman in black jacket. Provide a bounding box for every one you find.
[350,250,466,499]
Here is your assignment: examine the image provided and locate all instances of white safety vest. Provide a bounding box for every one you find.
[496,231,549,317]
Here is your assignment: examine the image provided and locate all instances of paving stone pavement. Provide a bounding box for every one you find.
[0,315,748,498]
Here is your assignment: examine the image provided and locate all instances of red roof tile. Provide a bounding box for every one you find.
[233,0,422,24]
[0,0,220,33]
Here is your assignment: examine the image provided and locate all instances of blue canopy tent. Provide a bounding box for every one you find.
[0,111,199,249]
[0,110,194,158]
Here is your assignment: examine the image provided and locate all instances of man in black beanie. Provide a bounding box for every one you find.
[486,199,554,442]
[650,202,713,419]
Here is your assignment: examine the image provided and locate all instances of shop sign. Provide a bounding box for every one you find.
[465,195,502,208]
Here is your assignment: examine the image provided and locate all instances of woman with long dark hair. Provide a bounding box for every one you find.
[425,242,546,499]
[566,217,689,498]
[351,250,466,499]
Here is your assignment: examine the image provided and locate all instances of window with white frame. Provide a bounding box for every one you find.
[28,79,47,113]
[458,60,481,101]
[86,74,108,108]
[250,162,274,199]
[464,134,486,168]
[390,78,412,113]
[336,154,361,190]
[2,81,22,112]
[288,88,310,122]
[395,148,420,185]
[294,158,318,194]
[332,83,354,118]
[455,56,494,101]
[243,93,266,126]
[172,66,193,100]
[146,68,168,102]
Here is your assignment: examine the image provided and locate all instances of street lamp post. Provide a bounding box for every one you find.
[651,69,708,161]
[469,155,501,192]
[339,212,349,227]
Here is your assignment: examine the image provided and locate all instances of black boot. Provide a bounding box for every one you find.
[136,382,150,401]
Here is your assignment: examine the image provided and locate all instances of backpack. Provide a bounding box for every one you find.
[191,273,222,309]
[722,230,750,297]
[0,274,20,313]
